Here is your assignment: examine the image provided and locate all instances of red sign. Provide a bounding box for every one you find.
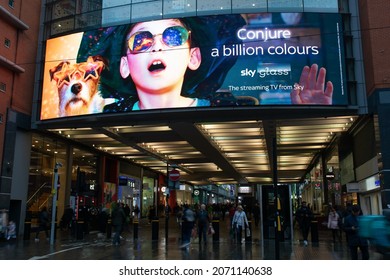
[169,169,180,181]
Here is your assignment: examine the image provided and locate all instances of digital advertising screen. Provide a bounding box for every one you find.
[41,12,347,120]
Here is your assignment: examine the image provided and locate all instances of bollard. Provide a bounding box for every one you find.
[24,211,32,240]
[245,220,252,243]
[311,220,319,243]
[106,219,112,239]
[152,218,159,240]
[133,219,139,240]
[76,221,84,240]
[23,220,31,240]
[212,219,219,242]
[71,220,76,237]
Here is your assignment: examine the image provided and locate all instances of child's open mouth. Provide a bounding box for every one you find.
[148,60,166,72]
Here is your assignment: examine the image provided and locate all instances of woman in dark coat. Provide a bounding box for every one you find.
[111,202,126,245]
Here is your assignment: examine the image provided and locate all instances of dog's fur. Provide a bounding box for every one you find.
[50,55,108,117]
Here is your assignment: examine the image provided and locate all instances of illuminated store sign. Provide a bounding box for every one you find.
[41,12,347,120]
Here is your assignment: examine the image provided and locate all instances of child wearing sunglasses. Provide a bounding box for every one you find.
[119,18,210,110]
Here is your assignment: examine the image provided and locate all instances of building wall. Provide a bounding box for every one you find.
[0,0,41,210]
[0,0,42,114]
[358,0,390,95]
[358,0,390,210]
[0,65,9,163]
[11,1,42,115]
[46,0,339,38]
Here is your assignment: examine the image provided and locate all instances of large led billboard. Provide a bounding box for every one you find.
[41,12,347,120]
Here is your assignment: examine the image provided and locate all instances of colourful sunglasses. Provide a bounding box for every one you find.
[127,26,191,53]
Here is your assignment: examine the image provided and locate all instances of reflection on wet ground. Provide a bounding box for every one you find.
[0,216,384,260]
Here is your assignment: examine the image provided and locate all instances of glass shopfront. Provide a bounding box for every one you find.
[28,133,98,224]
[28,134,67,219]
[142,176,156,218]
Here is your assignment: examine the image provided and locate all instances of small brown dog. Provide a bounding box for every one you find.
[50,55,109,117]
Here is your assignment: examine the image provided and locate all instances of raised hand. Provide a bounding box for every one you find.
[290,64,333,105]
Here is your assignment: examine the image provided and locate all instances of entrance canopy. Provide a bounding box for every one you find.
[35,106,359,185]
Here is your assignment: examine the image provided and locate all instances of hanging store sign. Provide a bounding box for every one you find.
[326,172,335,181]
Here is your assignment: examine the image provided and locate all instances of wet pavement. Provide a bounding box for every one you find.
[0,216,384,260]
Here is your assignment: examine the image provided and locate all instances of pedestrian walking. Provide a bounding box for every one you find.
[35,207,50,242]
[328,206,342,242]
[60,205,74,230]
[343,204,369,260]
[232,205,249,244]
[122,203,131,231]
[132,205,140,220]
[111,202,126,245]
[97,207,109,238]
[196,204,210,246]
[295,201,313,246]
[180,204,195,250]
[6,220,16,240]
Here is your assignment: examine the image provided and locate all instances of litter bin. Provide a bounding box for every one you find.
[106,219,112,239]
[76,220,84,240]
[24,211,32,240]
